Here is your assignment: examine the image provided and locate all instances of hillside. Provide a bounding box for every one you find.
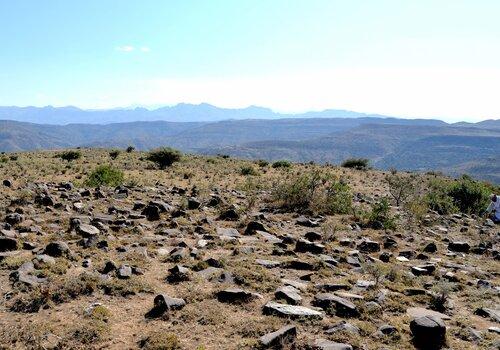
[0,149,498,349]
[0,118,499,183]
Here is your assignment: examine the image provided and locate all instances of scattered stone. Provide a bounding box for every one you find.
[357,240,380,253]
[313,293,359,317]
[410,316,446,349]
[217,288,261,303]
[311,339,353,350]
[117,264,132,279]
[43,241,70,257]
[448,241,470,253]
[263,301,323,319]
[295,239,325,254]
[259,325,296,348]
[145,294,186,318]
[275,285,302,305]
[0,237,18,252]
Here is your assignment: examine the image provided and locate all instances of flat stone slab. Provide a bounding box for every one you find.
[263,301,323,319]
[407,307,451,320]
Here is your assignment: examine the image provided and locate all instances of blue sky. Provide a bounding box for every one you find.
[0,0,499,121]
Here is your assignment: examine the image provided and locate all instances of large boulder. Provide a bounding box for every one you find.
[410,316,446,349]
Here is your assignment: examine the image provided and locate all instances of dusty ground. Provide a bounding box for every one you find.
[0,149,498,349]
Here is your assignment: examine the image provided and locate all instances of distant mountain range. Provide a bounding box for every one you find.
[0,103,439,124]
[0,104,499,183]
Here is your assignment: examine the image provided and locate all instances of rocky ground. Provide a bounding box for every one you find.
[0,149,498,350]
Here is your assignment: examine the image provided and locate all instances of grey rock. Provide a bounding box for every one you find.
[263,301,323,319]
[275,285,302,305]
[410,316,446,349]
[259,325,296,348]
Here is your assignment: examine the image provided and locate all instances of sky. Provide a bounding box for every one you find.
[0,0,499,122]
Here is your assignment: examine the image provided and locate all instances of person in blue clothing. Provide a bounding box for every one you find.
[485,194,500,223]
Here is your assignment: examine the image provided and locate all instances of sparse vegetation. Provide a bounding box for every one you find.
[367,198,397,231]
[84,164,124,187]
[146,147,182,169]
[341,158,369,170]
[240,165,258,176]
[109,149,121,159]
[271,160,292,168]
[272,169,352,214]
[57,150,82,161]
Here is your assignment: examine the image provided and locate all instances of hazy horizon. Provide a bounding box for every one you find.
[1,1,499,122]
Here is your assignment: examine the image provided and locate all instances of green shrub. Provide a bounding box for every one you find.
[341,158,369,170]
[425,179,457,215]
[272,160,292,168]
[126,146,135,153]
[146,147,182,169]
[240,166,258,176]
[140,332,181,350]
[272,170,352,214]
[84,165,124,187]
[368,198,397,231]
[57,150,81,162]
[256,159,269,167]
[425,175,489,215]
[448,175,490,214]
[109,149,121,160]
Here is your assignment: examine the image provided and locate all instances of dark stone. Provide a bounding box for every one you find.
[305,231,322,241]
[43,241,70,257]
[216,288,260,303]
[410,316,446,349]
[411,264,436,276]
[448,241,470,253]
[167,264,190,283]
[218,208,239,221]
[187,197,201,210]
[379,252,391,262]
[0,237,18,252]
[141,205,161,221]
[245,221,267,234]
[423,242,437,253]
[145,294,186,318]
[358,240,380,253]
[5,213,23,225]
[295,239,325,254]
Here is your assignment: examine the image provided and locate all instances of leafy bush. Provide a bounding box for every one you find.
[272,160,292,168]
[57,150,81,161]
[240,166,258,176]
[341,158,369,170]
[84,165,124,187]
[126,146,135,153]
[109,149,121,160]
[256,159,269,167]
[146,147,182,169]
[272,170,352,214]
[425,179,457,215]
[425,175,490,215]
[368,198,397,231]
[447,175,490,214]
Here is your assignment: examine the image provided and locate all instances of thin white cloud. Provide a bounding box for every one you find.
[140,47,151,52]
[115,45,135,52]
